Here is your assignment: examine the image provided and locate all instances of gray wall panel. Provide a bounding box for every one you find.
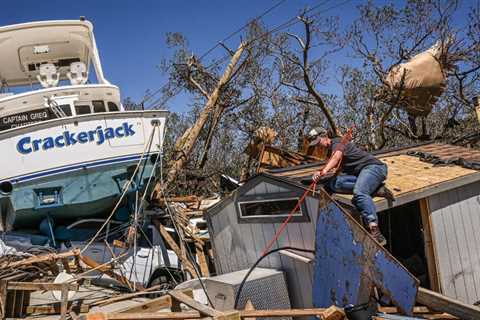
[428,181,480,304]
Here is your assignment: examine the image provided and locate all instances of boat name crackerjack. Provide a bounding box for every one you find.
[16,122,135,154]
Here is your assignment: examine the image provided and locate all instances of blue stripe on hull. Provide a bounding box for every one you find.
[7,152,157,184]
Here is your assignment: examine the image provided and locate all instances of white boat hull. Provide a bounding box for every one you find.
[0,110,168,227]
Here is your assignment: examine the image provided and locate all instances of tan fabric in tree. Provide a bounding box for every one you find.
[385,42,447,116]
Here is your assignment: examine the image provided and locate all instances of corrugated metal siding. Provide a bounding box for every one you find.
[428,181,480,304]
[209,180,317,308]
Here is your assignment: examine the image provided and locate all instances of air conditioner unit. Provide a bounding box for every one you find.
[206,268,291,318]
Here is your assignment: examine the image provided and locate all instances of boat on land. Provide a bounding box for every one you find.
[0,19,168,229]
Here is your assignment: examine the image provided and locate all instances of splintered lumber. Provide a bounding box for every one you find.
[78,308,346,320]
[1,249,80,269]
[195,241,210,277]
[243,300,256,320]
[79,311,201,320]
[169,289,221,317]
[153,221,197,277]
[91,284,168,307]
[26,303,89,315]
[241,307,344,319]
[79,254,141,290]
[6,281,78,291]
[417,287,480,320]
[117,295,172,313]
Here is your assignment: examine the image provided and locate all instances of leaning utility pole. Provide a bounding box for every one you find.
[151,42,246,199]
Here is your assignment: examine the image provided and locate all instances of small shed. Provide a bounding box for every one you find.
[205,143,480,308]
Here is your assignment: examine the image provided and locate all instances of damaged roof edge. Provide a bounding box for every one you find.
[205,172,311,218]
[336,170,480,212]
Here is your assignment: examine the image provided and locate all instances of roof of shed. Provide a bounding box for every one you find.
[266,143,480,211]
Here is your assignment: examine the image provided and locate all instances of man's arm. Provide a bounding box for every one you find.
[313,150,343,182]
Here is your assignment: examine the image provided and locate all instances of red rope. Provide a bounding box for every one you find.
[259,126,355,257]
[260,181,317,257]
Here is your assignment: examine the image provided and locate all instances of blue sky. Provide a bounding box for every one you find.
[0,1,474,113]
[0,0,360,112]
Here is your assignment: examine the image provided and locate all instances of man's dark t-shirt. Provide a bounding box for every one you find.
[329,138,383,176]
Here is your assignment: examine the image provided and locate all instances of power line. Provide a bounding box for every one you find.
[198,0,288,62]
[205,0,348,70]
[142,0,288,107]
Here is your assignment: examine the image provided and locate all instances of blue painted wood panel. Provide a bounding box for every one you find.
[312,201,418,315]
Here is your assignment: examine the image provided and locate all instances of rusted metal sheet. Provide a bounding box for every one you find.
[312,200,418,315]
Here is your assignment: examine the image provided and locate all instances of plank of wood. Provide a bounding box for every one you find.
[79,254,141,290]
[117,295,172,313]
[26,303,89,315]
[419,198,441,292]
[171,289,194,312]
[1,249,80,269]
[154,222,197,277]
[241,308,329,317]
[7,282,78,291]
[318,305,345,320]
[91,284,168,307]
[195,242,210,277]
[243,300,256,320]
[168,290,221,317]
[79,311,201,320]
[79,308,345,320]
[417,287,480,320]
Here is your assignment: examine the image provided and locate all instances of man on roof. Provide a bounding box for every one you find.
[309,127,389,245]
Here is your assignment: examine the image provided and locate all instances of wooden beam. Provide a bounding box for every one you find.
[417,287,480,320]
[26,303,89,315]
[79,254,140,290]
[118,295,172,313]
[419,198,441,292]
[171,289,194,312]
[91,284,169,307]
[79,311,201,320]
[79,307,346,320]
[7,282,78,291]
[243,300,256,320]
[153,222,197,277]
[168,290,221,317]
[195,242,210,277]
[1,249,80,269]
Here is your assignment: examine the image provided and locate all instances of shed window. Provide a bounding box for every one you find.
[92,100,106,113]
[75,105,91,115]
[238,198,301,219]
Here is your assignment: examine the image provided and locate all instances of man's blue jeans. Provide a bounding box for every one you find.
[328,164,388,224]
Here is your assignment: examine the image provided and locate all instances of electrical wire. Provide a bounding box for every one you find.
[81,124,158,253]
[157,142,215,307]
[233,246,315,309]
[198,0,288,62]
[206,0,352,71]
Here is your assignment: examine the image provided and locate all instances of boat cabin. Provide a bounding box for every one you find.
[0,19,122,131]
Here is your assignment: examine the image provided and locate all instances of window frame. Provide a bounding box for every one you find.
[74,104,92,115]
[236,191,310,224]
[107,102,120,112]
[92,100,106,113]
[58,104,72,117]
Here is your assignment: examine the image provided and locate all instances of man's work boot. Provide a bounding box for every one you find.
[369,223,387,246]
